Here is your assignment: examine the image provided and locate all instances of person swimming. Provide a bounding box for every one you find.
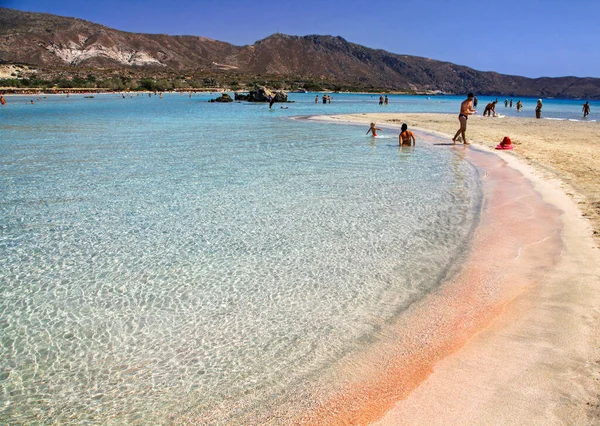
[399,123,416,146]
[366,122,382,137]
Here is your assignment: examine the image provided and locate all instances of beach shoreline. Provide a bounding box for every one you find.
[314,113,600,244]
[300,114,600,424]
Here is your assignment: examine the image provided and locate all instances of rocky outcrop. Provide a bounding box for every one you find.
[209,93,233,102]
[234,87,288,102]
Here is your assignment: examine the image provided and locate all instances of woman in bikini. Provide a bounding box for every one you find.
[399,123,416,146]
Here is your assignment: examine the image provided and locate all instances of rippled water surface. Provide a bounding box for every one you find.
[0,93,483,423]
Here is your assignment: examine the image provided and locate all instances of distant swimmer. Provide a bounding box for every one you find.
[504,99,508,107]
[379,95,384,105]
[315,95,319,103]
[268,95,275,109]
[384,95,389,105]
[583,101,591,118]
[535,99,543,119]
[483,101,497,117]
[509,99,513,108]
[473,96,478,107]
[0,95,5,106]
[366,122,382,137]
[399,123,416,146]
[516,100,522,112]
[452,92,477,145]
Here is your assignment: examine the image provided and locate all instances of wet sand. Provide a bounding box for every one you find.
[298,115,600,424]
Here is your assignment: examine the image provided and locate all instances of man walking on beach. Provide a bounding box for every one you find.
[452,93,477,145]
[583,101,590,118]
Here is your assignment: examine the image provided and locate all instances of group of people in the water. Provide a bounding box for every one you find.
[378,95,389,105]
[316,94,332,104]
[366,122,416,146]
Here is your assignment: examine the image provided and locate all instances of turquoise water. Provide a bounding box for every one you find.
[0,91,579,423]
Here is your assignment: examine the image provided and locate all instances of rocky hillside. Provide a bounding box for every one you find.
[1,7,599,98]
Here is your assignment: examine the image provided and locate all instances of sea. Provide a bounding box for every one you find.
[0,92,594,423]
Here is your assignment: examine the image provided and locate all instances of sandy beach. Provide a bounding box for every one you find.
[302,113,600,425]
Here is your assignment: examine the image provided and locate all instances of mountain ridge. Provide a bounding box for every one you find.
[1,8,600,98]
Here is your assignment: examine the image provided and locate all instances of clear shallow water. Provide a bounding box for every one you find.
[1,92,491,423]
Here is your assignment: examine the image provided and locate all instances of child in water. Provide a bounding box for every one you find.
[366,122,382,137]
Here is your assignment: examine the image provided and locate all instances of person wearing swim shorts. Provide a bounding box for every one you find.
[399,123,416,146]
[366,122,382,137]
[452,93,477,145]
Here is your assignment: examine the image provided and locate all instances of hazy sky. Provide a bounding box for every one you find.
[3,0,598,78]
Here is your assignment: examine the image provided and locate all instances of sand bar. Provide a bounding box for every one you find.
[300,114,600,424]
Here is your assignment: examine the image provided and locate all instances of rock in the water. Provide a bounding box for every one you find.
[234,87,288,102]
[210,93,233,102]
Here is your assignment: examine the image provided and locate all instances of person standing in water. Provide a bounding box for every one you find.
[516,100,522,112]
[583,101,591,118]
[452,93,477,145]
[399,123,416,146]
[366,122,382,137]
[535,99,543,119]
[483,101,497,117]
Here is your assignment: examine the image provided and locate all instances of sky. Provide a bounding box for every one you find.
[2,0,599,78]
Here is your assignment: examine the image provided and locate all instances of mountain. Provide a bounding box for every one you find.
[1,7,600,98]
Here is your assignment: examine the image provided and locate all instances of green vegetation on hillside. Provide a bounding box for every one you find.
[0,68,415,94]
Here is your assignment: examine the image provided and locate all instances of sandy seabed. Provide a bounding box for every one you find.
[292,113,600,425]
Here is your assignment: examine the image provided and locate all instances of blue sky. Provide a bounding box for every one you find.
[3,0,599,78]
